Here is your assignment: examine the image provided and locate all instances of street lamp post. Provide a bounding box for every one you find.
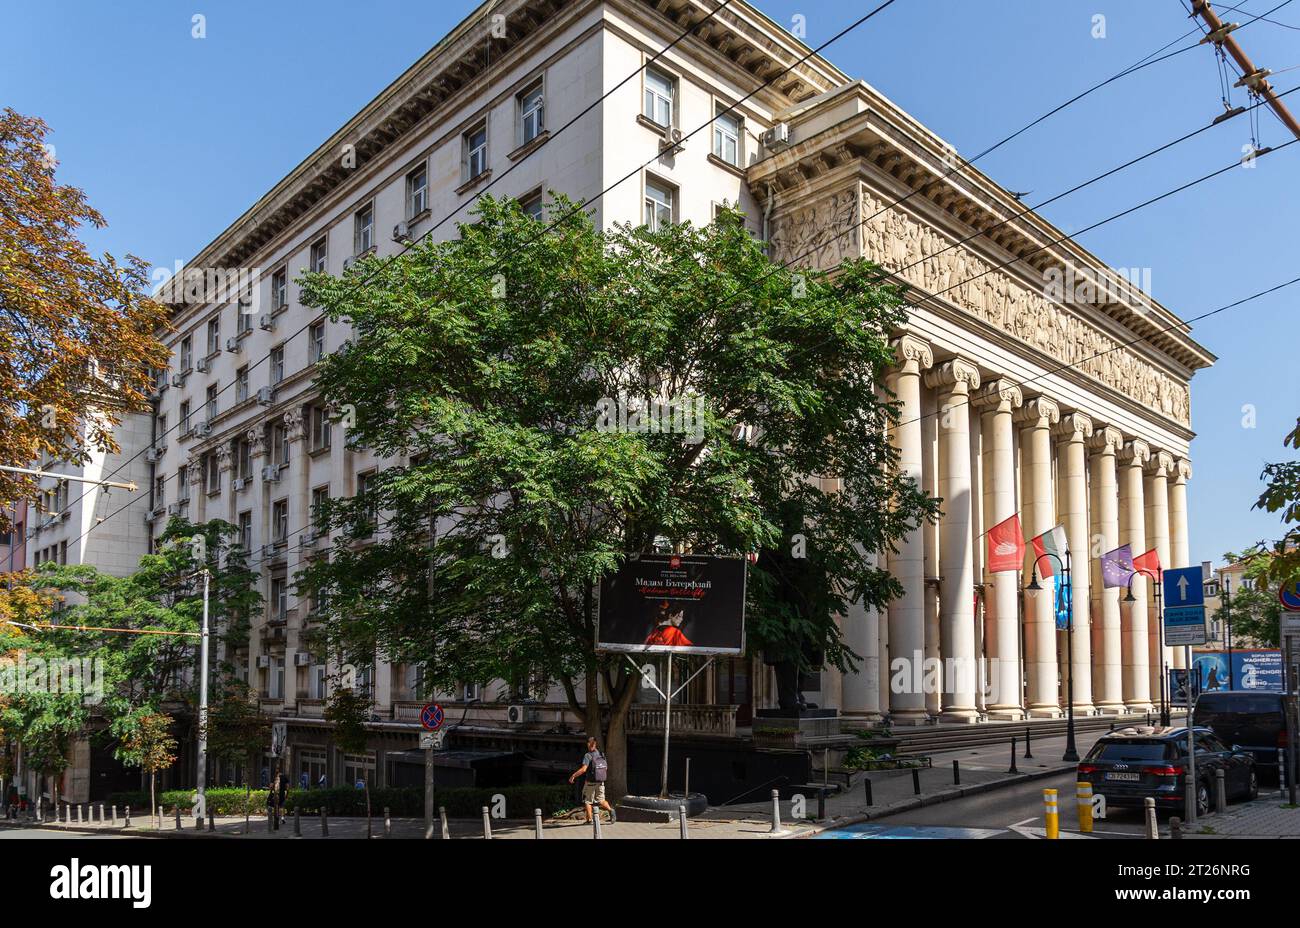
[1125,568,1168,726]
[1027,551,1078,763]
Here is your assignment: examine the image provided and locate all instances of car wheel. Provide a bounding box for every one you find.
[1196,781,1211,817]
[1247,770,1258,800]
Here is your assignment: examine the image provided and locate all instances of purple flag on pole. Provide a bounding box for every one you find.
[1101,544,1135,588]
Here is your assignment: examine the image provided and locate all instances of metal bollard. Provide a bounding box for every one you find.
[125,805,131,828]
[209,809,215,832]
[320,808,329,836]
[1024,727,1033,759]
[97,804,104,824]
[1043,789,1059,839]
[769,789,782,834]
[817,788,825,821]
[1009,737,1019,774]
[293,805,300,836]
[76,804,83,825]
[156,805,163,830]
[952,759,960,786]
[911,767,921,796]
[592,810,602,839]
[1280,749,1288,796]
[1144,797,1159,839]
[384,807,391,839]
[439,806,449,840]
[1170,816,1183,839]
[1215,768,1227,813]
[482,806,492,839]
[534,808,544,839]
[679,804,688,840]
[1077,781,1094,834]
[175,806,182,830]
[684,757,691,799]
[864,777,873,806]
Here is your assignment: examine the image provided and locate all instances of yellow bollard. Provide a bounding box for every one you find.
[1043,788,1059,839]
[1076,782,1094,834]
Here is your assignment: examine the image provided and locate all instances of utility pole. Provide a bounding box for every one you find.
[1190,0,1300,141]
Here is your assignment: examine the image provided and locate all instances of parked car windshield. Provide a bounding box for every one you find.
[1087,741,1172,762]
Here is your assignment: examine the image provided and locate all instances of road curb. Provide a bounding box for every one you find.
[789,763,1075,838]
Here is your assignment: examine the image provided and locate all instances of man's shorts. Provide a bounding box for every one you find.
[582,782,606,804]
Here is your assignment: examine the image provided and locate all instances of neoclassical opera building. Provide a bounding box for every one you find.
[105,0,1212,790]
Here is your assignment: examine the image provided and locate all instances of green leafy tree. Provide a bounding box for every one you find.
[323,682,372,832]
[113,709,177,821]
[207,682,272,829]
[299,195,936,799]
[1251,417,1300,586]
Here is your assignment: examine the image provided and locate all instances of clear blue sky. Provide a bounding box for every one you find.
[5,0,1297,569]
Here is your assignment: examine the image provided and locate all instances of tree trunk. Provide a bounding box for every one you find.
[149,771,156,828]
[602,672,641,801]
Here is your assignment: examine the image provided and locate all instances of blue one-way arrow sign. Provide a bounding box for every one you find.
[1163,566,1205,607]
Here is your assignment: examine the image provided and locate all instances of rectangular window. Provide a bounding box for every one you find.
[519,82,544,144]
[236,366,249,404]
[272,500,288,544]
[713,107,741,166]
[406,164,428,218]
[272,269,287,310]
[465,123,488,180]
[269,655,285,699]
[205,384,218,421]
[180,401,191,433]
[309,404,331,452]
[237,306,252,335]
[343,753,375,789]
[177,465,189,499]
[179,336,193,372]
[238,511,252,551]
[154,474,165,503]
[205,453,220,493]
[644,69,674,126]
[206,317,220,355]
[520,190,544,221]
[271,345,285,385]
[236,438,251,479]
[311,485,330,536]
[310,237,328,274]
[270,422,289,467]
[309,320,326,364]
[644,178,674,231]
[354,203,374,255]
[356,470,377,536]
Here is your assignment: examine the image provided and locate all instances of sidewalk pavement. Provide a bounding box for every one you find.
[1184,793,1300,838]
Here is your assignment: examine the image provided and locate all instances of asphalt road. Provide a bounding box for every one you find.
[0,828,125,840]
[823,768,1156,839]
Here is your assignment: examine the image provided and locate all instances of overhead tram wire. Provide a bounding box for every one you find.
[53,0,741,521]
[58,0,904,548]
[66,0,1282,549]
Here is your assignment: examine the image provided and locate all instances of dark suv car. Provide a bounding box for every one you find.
[1194,691,1294,784]
[1077,726,1257,817]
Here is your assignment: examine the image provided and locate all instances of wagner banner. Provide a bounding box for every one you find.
[596,554,746,655]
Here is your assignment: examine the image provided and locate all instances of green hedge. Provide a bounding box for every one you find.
[108,784,575,819]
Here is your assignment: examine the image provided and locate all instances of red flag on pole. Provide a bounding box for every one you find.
[1133,548,1162,579]
[986,514,1024,573]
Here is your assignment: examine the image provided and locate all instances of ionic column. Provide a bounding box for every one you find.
[974,379,1024,720]
[841,551,883,722]
[926,358,981,723]
[1120,439,1154,711]
[187,453,205,523]
[1169,459,1193,670]
[1015,396,1061,718]
[1054,412,1095,714]
[886,335,933,725]
[1145,451,1174,695]
[1089,426,1125,713]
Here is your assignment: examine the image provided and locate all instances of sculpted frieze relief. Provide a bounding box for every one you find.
[767,186,1190,426]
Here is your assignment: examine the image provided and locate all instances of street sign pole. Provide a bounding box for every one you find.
[424,744,434,839]
[419,703,444,838]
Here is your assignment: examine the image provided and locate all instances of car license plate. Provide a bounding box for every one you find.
[1106,771,1140,781]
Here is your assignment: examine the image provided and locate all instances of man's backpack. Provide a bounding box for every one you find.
[590,751,609,783]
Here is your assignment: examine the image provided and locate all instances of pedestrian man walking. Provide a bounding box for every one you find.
[568,736,616,824]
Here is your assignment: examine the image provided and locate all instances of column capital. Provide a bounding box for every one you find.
[283,407,306,443]
[1013,395,1060,429]
[216,442,234,472]
[1144,449,1175,478]
[1173,457,1192,483]
[1088,425,1124,455]
[924,357,981,393]
[1119,438,1150,466]
[247,426,268,458]
[1052,411,1094,442]
[186,454,203,485]
[972,378,1023,412]
[890,334,933,373]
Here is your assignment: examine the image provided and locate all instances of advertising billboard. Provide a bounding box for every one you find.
[1191,649,1284,693]
[596,554,746,655]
